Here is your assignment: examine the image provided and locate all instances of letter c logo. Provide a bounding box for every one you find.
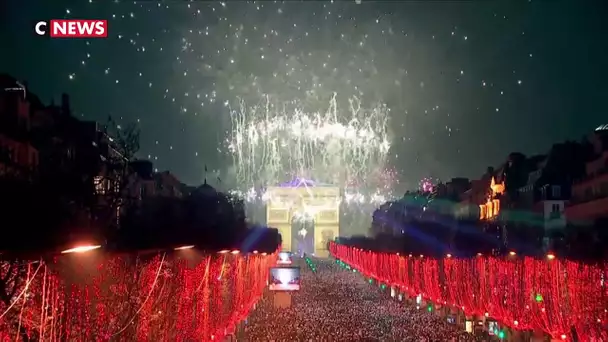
[35,21,47,36]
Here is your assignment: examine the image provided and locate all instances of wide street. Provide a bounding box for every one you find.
[242,257,469,341]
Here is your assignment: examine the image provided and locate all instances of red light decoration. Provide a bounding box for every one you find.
[0,251,275,341]
[329,242,608,341]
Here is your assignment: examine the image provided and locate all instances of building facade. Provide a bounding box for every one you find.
[0,75,39,178]
[125,160,186,203]
[455,167,500,220]
[566,127,608,224]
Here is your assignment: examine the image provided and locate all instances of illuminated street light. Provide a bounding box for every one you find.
[509,251,516,256]
[231,250,240,254]
[218,250,230,254]
[174,245,195,251]
[546,253,556,260]
[61,245,101,254]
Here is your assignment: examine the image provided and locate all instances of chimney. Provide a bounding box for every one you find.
[20,81,28,100]
[61,93,70,116]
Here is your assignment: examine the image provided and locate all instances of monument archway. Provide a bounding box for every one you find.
[266,183,340,258]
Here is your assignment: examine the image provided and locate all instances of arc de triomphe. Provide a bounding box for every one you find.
[265,184,339,258]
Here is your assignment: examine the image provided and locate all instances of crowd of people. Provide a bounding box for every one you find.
[243,257,478,341]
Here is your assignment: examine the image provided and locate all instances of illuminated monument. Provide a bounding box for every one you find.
[265,178,340,258]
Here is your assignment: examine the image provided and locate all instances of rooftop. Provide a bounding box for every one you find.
[595,124,608,131]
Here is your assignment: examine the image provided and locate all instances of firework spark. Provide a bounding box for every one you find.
[228,93,391,191]
[419,177,436,193]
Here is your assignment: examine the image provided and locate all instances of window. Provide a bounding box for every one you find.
[540,187,547,199]
[116,205,121,226]
[94,176,106,194]
[7,147,14,162]
[550,203,561,220]
[551,185,561,198]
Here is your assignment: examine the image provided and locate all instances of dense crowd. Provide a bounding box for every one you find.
[244,257,477,341]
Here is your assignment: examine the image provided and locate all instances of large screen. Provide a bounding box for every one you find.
[277,251,293,265]
[488,321,498,336]
[269,266,301,291]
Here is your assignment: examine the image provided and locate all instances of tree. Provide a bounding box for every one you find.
[120,196,186,250]
[94,117,141,234]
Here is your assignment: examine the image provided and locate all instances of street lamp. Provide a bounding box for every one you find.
[60,244,101,254]
[174,245,195,251]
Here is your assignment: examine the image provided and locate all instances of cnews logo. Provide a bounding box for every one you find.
[35,20,108,38]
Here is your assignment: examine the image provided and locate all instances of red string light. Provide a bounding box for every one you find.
[330,242,608,341]
[0,251,275,341]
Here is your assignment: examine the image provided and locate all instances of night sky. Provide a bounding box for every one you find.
[1,0,607,192]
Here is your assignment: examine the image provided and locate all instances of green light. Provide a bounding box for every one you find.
[427,305,432,312]
[498,331,505,339]
[535,294,543,302]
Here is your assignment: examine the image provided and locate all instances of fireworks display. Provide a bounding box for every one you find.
[419,177,437,193]
[228,94,391,190]
[8,1,601,222]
